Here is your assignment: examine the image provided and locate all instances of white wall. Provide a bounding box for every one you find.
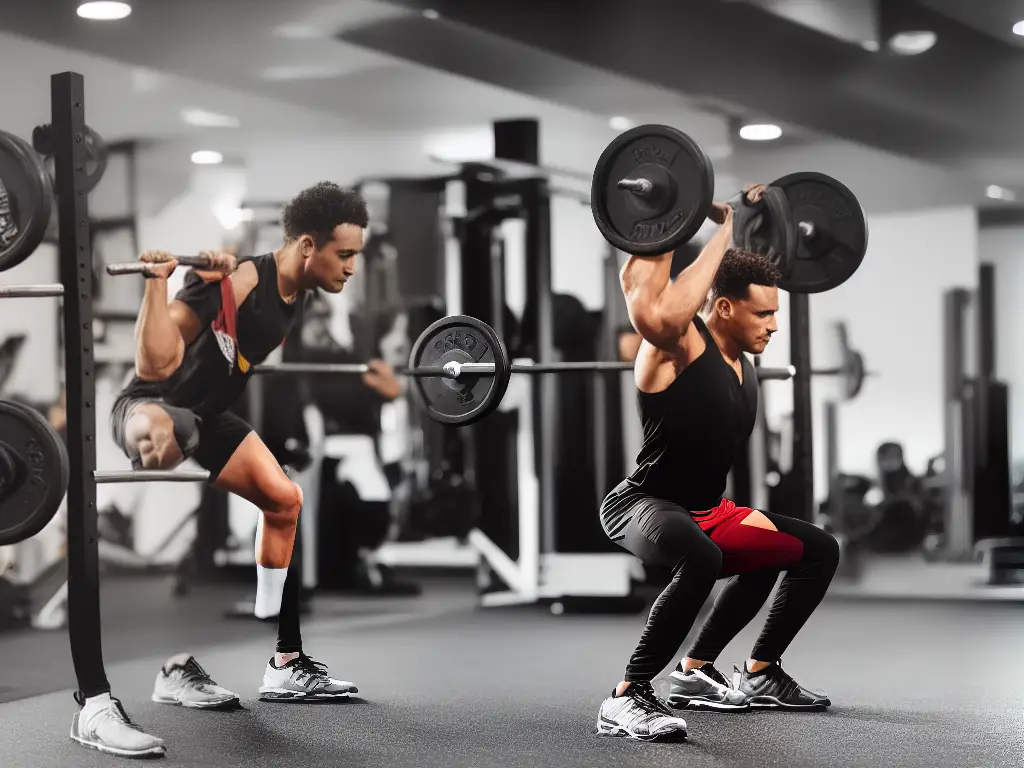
[980,224,1024,463]
[758,206,979,500]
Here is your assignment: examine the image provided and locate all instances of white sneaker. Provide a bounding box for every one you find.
[596,682,688,741]
[259,653,359,702]
[152,655,239,709]
[70,692,166,758]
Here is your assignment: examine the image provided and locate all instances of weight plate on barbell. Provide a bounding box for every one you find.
[771,171,868,294]
[0,399,69,547]
[34,124,110,195]
[0,130,52,274]
[591,124,714,256]
[408,315,511,427]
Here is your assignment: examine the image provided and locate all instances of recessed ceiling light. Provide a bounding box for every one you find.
[77,1,131,20]
[609,116,632,131]
[181,109,240,129]
[861,40,880,52]
[739,123,783,141]
[191,150,224,166]
[1014,20,1024,36]
[261,65,346,82]
[986,185,1016,201]
[423,9,440,20]
[888,30,937,55]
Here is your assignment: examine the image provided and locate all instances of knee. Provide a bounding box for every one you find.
[805,528,841,573]
[127,412,182,470]
[265,481,303,525]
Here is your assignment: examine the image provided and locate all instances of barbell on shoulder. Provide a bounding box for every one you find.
[105,255,231,276]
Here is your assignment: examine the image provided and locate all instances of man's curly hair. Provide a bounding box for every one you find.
[282,182,369,248]
[710,247,781,302]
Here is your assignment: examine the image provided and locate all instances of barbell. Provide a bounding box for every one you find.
[590,125,868,294]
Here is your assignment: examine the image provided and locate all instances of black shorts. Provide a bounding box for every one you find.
[110,394,253,480]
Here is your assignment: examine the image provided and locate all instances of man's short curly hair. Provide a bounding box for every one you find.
[710,247,781,302]
[282,182,369,248]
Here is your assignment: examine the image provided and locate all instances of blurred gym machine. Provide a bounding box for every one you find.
[939,267,1018,583]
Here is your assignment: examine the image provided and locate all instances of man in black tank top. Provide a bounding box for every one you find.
[77,184,397,757]
[596,189,841,742]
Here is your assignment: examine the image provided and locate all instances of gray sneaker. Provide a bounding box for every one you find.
[259,653,359,702]
[596,682,688,742]
[70,692,166,758]
[666,663,750,711]
[152,656,239,709]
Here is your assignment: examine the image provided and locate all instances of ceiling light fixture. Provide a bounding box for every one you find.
[986,185,1016,201]
[1014,20,1024,36]
[181,109,241,129]
[191,150,224,166]
[77,1,132,20]
[422,9,440,20]
[739,123,783,141]
[887,30,937,55]
[609,116,633,131]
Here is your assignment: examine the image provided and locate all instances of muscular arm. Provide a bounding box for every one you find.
[135,279,188,381]
[620,215,733,352]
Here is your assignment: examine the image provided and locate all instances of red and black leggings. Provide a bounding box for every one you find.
[603,492,840,683]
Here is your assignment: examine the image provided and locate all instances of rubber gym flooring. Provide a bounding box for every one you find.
[0,574,1021,767]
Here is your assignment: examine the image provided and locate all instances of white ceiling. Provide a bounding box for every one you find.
[0,0,728,152]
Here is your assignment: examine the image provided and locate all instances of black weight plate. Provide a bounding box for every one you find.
[771,172,868,294]
[0,399,69,546]
[0,130,51,273]
[591,124,714,256]
[409,315,510,427]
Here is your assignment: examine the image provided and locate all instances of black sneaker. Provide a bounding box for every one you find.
[596,681,688,741]
[737,660,831,710]
[667,663,750,711]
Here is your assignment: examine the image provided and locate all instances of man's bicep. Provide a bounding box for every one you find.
[168,300,204,345]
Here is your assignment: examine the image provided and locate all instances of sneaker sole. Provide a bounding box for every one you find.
[595,716,687,742]
[667,695,751,712]
[258,687,355,702]
[70,732,166,759]
[151,693,240,709]
[747,696,830,710]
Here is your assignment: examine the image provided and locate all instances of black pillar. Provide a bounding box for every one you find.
[55,72,109,697]
[789,293,814,522]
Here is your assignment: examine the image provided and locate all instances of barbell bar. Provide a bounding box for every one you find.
[105,255,222,276]
[254,361,854,383]
[94,469,211,483]
[0,283,64,298]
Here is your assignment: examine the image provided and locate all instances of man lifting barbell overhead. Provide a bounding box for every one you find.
[589,126,860,741]
[73,182,374,758]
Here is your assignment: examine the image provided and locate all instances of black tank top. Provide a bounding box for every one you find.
[122,253,302,416]
[626,315,758,511]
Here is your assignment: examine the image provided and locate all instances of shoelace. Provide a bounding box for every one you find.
[697,665,732,689]
[291,653,330,684]
[629,682,676,718]
[180,659,216,688]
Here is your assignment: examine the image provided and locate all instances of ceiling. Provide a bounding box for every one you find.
[2,0,1021,212]
[358,0,1024,202]
[0,0,725,148]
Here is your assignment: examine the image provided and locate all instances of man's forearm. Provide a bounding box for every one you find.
[652,224,732,331]
[135,279,184,380]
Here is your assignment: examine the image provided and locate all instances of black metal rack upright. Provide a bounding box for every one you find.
[53,72,109,697]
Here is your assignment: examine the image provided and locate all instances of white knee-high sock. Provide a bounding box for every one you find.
[254,565,288,619]
[254,513,288,619]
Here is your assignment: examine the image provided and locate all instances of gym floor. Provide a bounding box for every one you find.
[0,574,1021,768]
